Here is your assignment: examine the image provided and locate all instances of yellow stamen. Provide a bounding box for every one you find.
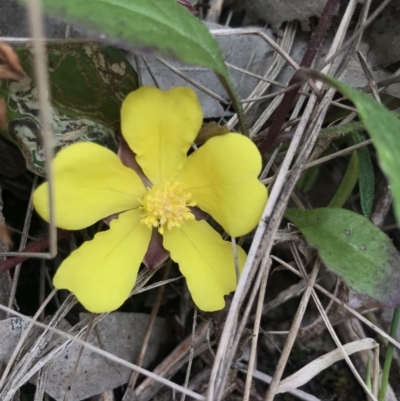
[140,181,196,234]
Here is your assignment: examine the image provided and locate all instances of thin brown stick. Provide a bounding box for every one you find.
[243,261,270,401]
[0,303,206,400]
[122,263,171,400]
[290,246,377,400]
[7,177,36,316]
[62,315,96,401]
[0,230,71,273]
[261,139,373,185]
[180,308,198,401]
[271,255,400,350]
[0,288,57,390]
[322,0,394,69]
[27,0,57,257]
[264,261,320,400]
[258,0,341,155]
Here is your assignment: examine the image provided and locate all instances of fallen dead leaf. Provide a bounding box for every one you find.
[30,312,172,401]
[0,223,12,250]
[0,97,6,130]
[277,338,378,394]
[0,42,25,80]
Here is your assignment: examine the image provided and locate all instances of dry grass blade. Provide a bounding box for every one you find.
[261,139,374,185]
[207,93,318,400]
[208,53,330,397]
[206,0,225,22]
[33,364,49,401]
[0,303,206,401]
[157,57,229,104]
[0,288,57,391]
[243,259,271,401]
[322,0,394,69]
[338,320,381,397]
[0,295,77,401]
[122,263,171,400]
[357,51,381,103]
[180,308,198,401]
[304,139,373,169]
[264,261,321,401]
[271,255,400,350]
[7,177,37,315]
[209,2,360,396]
[27,0,57,257]
[237,363,321,401]
[135,322,209,401]
[290,244,377,401]
[210,27,300,70]
[224,23,298,130]
[62,315,96,401]
[206,22,311,398]
[277,339,378,394]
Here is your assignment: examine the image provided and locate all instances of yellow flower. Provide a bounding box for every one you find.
[33,87,267,313]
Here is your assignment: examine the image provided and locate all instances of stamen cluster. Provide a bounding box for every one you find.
[140,181,196,233]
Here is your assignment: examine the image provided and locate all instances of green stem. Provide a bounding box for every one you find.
[365,358,371,391]
[378,307,400,401]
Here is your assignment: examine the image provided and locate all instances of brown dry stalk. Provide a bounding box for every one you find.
[176,0,198,14]
[258,0,341,155]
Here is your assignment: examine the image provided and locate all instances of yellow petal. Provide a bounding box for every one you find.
[177,133,268,237]
[33,142,146,230]
[121,87,203,185]
[53,209,152,313]
[163,219,246,311]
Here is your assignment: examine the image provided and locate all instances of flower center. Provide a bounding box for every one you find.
[140,181,196,234]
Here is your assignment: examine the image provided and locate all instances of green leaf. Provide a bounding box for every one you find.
[315,73,400,223]
[0,43,138,175]
[296,165,320,193]
[29,0,247,133]
[285,208,400,307]
[319,121,364,140]
[379,307,400,401]
[354,133,374,218]
[328,151,359,208]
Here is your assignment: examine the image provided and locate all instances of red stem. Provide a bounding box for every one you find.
[258,0,341,156]
[0,229,71,273]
